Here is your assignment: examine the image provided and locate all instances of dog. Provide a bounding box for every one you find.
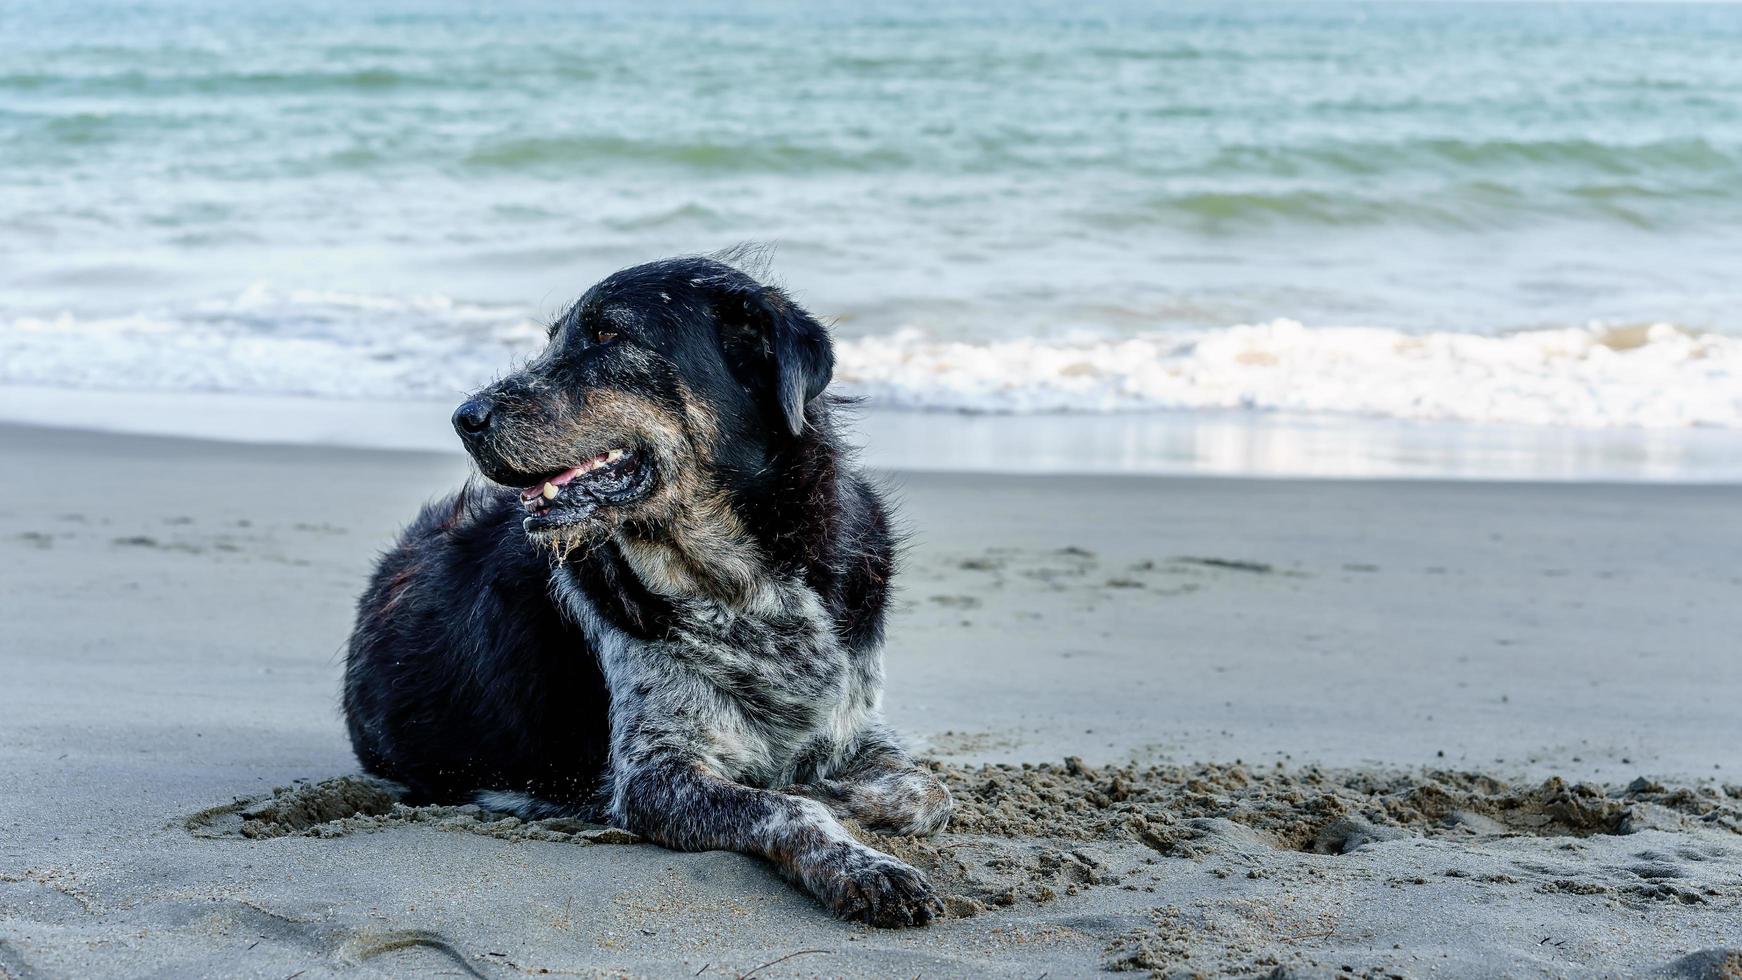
[342,255,952,926]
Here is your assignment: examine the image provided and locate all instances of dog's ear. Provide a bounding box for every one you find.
[714,283,834,437]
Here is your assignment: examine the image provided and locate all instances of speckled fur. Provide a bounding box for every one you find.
[343,255,951,926]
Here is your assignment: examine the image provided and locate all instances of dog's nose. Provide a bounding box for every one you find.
[452,397,494,437]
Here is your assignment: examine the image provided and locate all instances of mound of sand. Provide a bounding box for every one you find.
[186,776,640,845]
[187,760,1741,936]
[867,760,1742,935]
[935,758,1741,854]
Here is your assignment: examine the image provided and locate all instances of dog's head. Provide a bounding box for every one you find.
[452,256,834,553]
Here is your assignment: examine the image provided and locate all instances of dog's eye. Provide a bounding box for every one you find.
[594,329,618,345]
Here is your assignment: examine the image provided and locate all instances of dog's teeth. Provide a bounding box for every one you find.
[605,449,624,462]
[541,482,559,500]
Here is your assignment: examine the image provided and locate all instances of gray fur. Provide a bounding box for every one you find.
[554,557,953,926]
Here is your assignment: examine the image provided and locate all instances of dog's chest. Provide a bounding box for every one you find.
[560,572,879,786]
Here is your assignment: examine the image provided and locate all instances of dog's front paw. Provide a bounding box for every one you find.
[798,842,943,927]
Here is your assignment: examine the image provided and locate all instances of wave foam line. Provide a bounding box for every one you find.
[0,286,545,401]
[834,322,1742,428]
[0,289,1737,429]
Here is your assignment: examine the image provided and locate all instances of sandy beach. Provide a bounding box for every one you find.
[8,0,1742,975]
[0,421,1737,978]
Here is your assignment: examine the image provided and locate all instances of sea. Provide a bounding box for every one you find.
[5,0,1742,478]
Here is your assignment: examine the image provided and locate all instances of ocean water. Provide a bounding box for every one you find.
[4,0,1742,440]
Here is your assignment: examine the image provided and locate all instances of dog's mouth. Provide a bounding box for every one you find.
[516,446,653,533]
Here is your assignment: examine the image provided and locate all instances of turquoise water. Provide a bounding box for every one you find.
[3,1,1742,426]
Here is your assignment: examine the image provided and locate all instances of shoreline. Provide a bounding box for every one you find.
[3,422,1738,976]
[4,383,1740,483]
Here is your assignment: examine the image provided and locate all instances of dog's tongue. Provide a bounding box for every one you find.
[519,465,584,502]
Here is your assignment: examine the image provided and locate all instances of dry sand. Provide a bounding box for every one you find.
[1,423,1739,978]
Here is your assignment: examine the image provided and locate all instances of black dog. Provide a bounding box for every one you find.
[342,255,952,926]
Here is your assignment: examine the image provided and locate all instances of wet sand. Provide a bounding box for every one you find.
[1,423,1739,978]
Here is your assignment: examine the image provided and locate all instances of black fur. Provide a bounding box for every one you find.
[343,256,949,925]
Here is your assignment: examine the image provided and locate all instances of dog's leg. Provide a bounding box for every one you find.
[789,729,954,837]
[613,756,943,927]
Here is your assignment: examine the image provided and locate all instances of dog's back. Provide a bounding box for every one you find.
[343,481,612,812]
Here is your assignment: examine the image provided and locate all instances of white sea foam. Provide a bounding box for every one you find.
[0,287,545,402]
[1,289,1738,429]
[835,321,1742,428]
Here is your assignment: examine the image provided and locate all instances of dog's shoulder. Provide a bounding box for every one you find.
[824,466,898,651]
[731,408,898,652]
[363,480,543,612]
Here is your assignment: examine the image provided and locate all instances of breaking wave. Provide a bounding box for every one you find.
[2,289,1738,430]
[839,322,1742,428]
